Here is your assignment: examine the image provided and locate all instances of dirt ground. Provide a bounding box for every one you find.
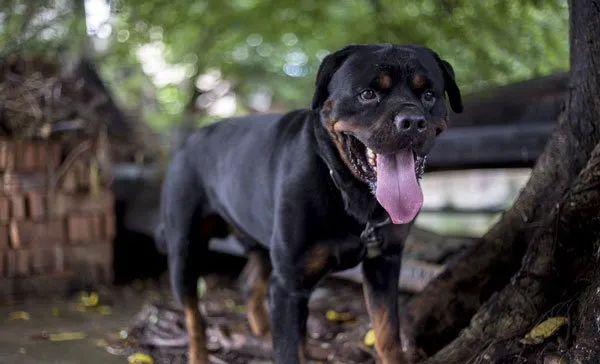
[0,275,410,364]
[0,284,162,364]
[0,228,470,364]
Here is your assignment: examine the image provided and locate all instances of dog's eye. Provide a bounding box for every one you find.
[359,89,377,102]
[422,90,435,102]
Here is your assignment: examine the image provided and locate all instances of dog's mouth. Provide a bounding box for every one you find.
[342,132,426,225]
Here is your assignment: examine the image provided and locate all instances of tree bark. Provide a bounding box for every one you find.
[566,263,600,363]
[418,130,600,363]
[404,0,600,360]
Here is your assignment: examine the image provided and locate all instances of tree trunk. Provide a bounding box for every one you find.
[403,0,600,362]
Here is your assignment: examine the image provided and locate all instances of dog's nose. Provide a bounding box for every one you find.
[394,114,427,133]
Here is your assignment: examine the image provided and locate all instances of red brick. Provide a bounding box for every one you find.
[9,221,27,249]
[0,175,20,194]
[0,225,8,250]
[37,143,47,171]
[10,195,26,220]
[0,140,15,171]
[47,190,114,217]
[23,143,37,172]
[27,219,65,246]
[45,219,65,243]
[0,196,9,223]
[13,141,24,172]
[90,214,103,240]
[67,215,93,244]
[27,191,46,219]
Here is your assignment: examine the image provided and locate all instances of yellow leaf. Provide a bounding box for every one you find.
[48,332,87,342]
[9,311,30,320]
[325,310,354,322]
[364,329,376,347]
[81,292,100,307]
[128,352,154,364]
[520,316,568,345]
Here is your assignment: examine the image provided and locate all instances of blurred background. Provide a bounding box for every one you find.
[0,0,570,284]
[0,1,571,363]
[0,0,567,126]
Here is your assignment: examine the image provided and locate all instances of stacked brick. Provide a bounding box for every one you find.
[0,139,115,300]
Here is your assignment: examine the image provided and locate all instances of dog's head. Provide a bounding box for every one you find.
[311,44,462,224]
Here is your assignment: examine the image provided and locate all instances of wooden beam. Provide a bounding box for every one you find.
[426,122,555,171]
[449,72,568,128]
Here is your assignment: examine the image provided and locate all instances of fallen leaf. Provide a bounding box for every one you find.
[49,332,87,342]
[128,352,154,364]
[9,311,30,320]
[31,331,87,342]
[520,316,568,345]
[364,329,376,347]
[78,291,99,308]
[325,310,354,322]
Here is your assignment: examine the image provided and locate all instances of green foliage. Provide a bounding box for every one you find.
[1,0,569,130]
[0,0,87,58]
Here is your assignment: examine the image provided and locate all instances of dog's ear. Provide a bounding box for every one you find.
[311,45,362,111]
[434,55,463,114]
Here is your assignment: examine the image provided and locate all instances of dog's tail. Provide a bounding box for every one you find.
[154,222,168,255]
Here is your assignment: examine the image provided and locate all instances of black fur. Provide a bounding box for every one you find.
[157,43,462,364]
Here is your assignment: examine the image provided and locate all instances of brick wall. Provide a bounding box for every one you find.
[0,139,115,300]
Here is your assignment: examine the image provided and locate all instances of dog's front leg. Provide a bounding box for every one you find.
[269,275,312,364]
[363,247,407,364]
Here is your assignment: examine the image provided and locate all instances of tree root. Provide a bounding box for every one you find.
[411,138,600,364]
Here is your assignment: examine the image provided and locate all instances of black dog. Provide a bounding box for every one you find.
[156,43,462,364]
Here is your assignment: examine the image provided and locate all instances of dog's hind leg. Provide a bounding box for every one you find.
[160,152,212,364]
[239,246,272,337]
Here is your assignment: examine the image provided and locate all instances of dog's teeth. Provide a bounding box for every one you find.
[367,148,375,159]
[366,148,377,168]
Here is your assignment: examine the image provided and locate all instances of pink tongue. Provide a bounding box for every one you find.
[375,150,423,224]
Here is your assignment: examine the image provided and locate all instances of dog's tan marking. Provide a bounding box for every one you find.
[363,285,404,364]
[378,72,392,89]
[243,252,271,337]
[305,245,330,276]
[184,296,209,364]
[412,73,425,89]
[322,100,371,181]
[436,121,447,136]
[323,102,358,176]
